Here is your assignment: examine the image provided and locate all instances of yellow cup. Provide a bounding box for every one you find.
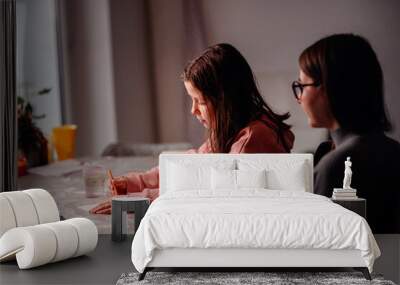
[52,125,77,161]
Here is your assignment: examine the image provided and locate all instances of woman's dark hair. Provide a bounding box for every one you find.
[183,43,291,153]
[299,33,391,133]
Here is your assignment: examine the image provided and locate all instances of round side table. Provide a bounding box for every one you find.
[111,196,150,242]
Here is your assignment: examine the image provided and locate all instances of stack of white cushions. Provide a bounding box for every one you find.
[165,157,309,193]
[0,189,97,269]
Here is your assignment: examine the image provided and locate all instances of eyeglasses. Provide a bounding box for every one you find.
[292,81,320,101]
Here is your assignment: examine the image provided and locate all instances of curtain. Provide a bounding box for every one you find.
[0,0,17,192]
[182,0,208,147]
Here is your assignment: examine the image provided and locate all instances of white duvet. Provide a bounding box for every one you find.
[131,190,380,273]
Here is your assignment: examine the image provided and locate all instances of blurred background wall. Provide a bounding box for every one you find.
[61,0,117,156]
[23,0,400,156]
[16,0,62,136]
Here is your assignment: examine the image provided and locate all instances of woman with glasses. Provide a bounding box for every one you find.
[294,33,400,233]
[90,43,294,214]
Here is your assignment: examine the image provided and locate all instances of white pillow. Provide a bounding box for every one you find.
[166,160,235,191]
[237,169,267,189]
[238,160,308,191]
[211,168,267,190]
[167,163,210,191]
[211,168,236,189]
[267,161,307,191]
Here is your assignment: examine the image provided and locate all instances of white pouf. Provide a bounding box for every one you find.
[1,191,40,227]
[24,189,60,224]
[0,218,98,269]
[0,189,98,269]
[0,196,17,237]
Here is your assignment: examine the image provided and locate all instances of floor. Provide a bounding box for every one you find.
[0,235,134,285]
[1,234,398,285]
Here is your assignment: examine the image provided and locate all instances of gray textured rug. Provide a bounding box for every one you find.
[116,271,396,285]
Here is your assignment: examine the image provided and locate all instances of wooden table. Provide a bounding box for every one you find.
[17,156,158,234]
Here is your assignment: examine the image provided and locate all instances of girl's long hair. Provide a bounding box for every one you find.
[183,43,291,153]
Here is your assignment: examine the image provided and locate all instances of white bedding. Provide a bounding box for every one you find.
[131,190,380,273]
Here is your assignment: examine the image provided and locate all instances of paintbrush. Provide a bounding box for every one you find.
[107,169,117,195]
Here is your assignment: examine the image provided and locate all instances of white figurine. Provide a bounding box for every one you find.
[343,157,353,189]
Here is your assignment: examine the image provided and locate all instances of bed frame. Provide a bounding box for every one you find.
[139,248,371,280]
[138,154,372,281]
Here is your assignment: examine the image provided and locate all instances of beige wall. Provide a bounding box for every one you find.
[147,0,188,143]
[109,0,156,144]
[142,0,400,151]
[62,0,400,155]
[199,0,400,151]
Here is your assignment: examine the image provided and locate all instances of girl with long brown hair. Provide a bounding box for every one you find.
[91,43,294,214]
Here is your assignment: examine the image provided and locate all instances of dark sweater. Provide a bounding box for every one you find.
[314,129,400,234]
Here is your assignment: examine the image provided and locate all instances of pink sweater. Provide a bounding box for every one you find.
[122,115,294,201]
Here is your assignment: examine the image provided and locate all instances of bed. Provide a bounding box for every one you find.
[131,154,380,280]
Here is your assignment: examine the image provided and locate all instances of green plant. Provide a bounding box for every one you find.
[17,88,52,167]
